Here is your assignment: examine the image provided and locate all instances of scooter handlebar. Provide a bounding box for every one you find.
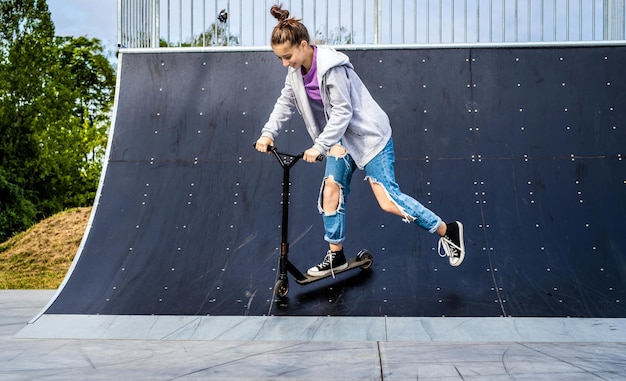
[253,143,325,161]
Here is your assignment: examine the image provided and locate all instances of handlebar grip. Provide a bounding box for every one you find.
[252,142,274,153]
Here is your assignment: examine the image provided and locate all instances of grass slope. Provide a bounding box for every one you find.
[0,207,91,289]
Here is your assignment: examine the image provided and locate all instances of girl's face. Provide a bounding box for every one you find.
[272,40,312,72]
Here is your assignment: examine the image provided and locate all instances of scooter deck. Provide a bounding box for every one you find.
[293,255,373,286]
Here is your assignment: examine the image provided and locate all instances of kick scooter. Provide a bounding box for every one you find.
[256,145,373,298]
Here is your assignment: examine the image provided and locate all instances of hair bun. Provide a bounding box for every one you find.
[270,5,290,22]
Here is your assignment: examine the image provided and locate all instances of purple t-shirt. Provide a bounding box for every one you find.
[302,46,322,105]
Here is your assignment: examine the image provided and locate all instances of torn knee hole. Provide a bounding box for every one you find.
[370,179,414,222]
[320,177,342,213]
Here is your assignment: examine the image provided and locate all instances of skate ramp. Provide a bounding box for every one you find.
[31,44,626,319]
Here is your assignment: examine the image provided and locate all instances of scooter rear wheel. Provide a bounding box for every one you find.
[357,250,374,270]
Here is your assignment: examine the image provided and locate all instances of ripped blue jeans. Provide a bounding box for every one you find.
[318,138,442,245]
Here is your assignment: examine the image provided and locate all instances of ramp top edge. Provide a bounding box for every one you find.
[118,40,626,54]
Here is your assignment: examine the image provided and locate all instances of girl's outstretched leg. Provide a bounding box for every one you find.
[365,139,466,266]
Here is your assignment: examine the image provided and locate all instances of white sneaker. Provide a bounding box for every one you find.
[438,221,465,266]
[307,250,348,277]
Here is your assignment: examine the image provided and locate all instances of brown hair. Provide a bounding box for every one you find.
[270,4,310,46]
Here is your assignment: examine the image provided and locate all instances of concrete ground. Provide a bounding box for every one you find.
[2,290,626,380]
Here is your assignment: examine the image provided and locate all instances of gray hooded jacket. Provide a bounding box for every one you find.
[261,45,392,169]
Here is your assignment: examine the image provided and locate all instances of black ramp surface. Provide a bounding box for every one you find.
[44,46,626,317]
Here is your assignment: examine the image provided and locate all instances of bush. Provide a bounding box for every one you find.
[0,169,37,242]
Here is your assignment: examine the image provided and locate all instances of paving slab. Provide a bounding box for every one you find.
[3,291,626,380]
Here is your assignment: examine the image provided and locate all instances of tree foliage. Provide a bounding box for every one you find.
[192,22,239,46]
[0,0,115,241]
[160,21,239,47]
[315,26,354,45]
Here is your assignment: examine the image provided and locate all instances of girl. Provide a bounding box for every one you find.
[255,5,465,277]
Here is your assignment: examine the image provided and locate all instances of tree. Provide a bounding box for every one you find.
[315,26,354,45]
[160,22,239,47]
[0,167,37,242]
[0,0,56,240]
[0,0,115,241]
[192,22,239,46]
[35,36,114,210]
[0,0,54,173]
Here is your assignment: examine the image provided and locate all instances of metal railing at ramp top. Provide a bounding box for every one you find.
[118,0,626,48]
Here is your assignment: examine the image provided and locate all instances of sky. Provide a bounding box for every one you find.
[48,0,118,56]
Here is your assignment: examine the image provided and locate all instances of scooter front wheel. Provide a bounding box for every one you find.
[274,279,289,298]
[357,250,374,270]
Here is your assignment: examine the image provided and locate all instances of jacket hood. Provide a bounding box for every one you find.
[286,45,353,81]
[314,45,354,76]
